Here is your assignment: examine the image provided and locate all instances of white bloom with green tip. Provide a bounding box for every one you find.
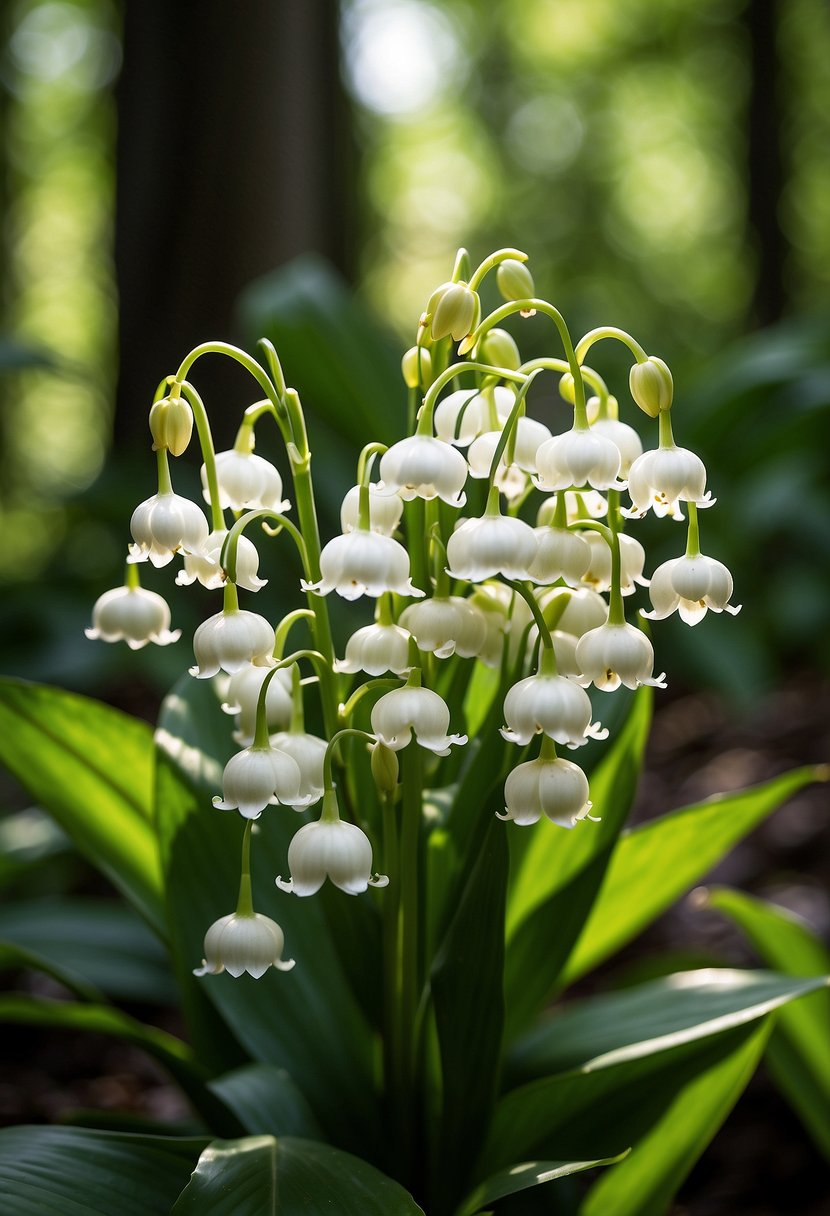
[379,435,469,507]
[190,609,275,678]
[334,622,411,676]
[644,554,741,625]
[177,528,266,593]
[499,756,594,827]
[303,531,424,600]
[203,449,289,513]
[276,816,389,897]
[574,621,667,691]
[371,686,466,755]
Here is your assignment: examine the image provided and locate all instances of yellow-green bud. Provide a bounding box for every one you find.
[629,357,673,417]
[430,282,480,342]
[478,327,521,371]
[559,373,576,404]
[370,741,399,793]
[496,258,534,303]
[401,345,433,389]
[149,393,194,456]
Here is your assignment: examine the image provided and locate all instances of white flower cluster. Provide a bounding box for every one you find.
[88,248,740,979]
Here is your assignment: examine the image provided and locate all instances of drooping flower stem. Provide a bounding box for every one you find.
[658,407,675,448]
[179,381,224,532]
[418,362,527,436]
[235,820,254,918]
[156,446,173,495]
[519,356,610,412]
[468,246,529,292]
[574,325,649,366]
[485,367,540,487]
[686,501,701,558]
[572,516,625,626]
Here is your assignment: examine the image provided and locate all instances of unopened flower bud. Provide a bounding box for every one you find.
[477,328,521,371]
[149,393,194,456]
[401,346,432,388]
[559,373,576,404]
[496,259,534,302]
[430,282,480,342]
[371,742,399,793]
[630,357,673,417]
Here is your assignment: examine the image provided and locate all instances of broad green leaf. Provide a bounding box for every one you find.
[430,820,508,1210]
[560,766,822,986]
[508,968,829,1081]
[502,689,651,1037]
[487,969,828,1171]
[456,1153,628,1216]
[0,898,175,1003]
[0,678,163,929]
[706,885,830,1158]
[155,676,381,1155]
[579,1020,770,1216]
[0,1125,205,1216]
[0,940,102,1001]
[208,1064,322,1138]
[172,1135,425,1215]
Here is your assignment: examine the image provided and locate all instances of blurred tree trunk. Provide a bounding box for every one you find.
[744,0,787,327]
[114,0,355,445]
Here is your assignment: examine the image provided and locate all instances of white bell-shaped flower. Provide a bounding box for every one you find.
[581,532,649,596]
[371,685,466,755]
[537,491,608,527]
[129,491,210,567]
[446,513,538,582]
[550,629,580,678]
[203,449,290,513]
[400,595,488,659]
[86,585,180,650]
[590,418,643,478]
[528,526,592,586]
[574,621,667,691]
[501,672,607,748]
[643,554,741,626]
[625,446,714,519]
[334,622,411,676]
[539,587,609,637]
[499,756,594,827]
[268,731,327,804]
[177,529,266,593]
[340,483,403,535]
[194,911,294,977]
[468,417,552,479]
[535,427,626,492]
[222,662,293,746]
[276,808,389,897]
[379,435,469,507]
[213,744,312,818]
[190,608,275,678]
[433,386,513,447]
[302,531,424,600]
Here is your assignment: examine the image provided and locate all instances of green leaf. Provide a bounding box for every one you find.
[502,689,651,1037]
[578,1020,770,1216]
[0,1125,205,1216]
[706,885,830,1158]
[488,969,828,1171]
[456,1154,628,1216]
[560,766,822,986]
[0,678,163,930]
[172,1135,425,1215]
[430,820,508,1210]
[0,898,175,1003]
[208,1064,322,1138]
[155,675,381,1154]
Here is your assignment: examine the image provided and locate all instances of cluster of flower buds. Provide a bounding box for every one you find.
[87,249,739,978]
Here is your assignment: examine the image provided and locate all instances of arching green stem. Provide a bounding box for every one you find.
[469,247,529,292]
[340,678,403,724]
[505,580,554,657]
[571,517,625,625]
[519,356,610,413]
[322,728,377,792]
[222,508,309,583]
[419,362,528,436]
[575,326,649,365]
[273,609,316,660]
[467,300,588,427]
[257,338,288,400]
[235,820,254,917]
[486,368,542,488]
[357,442,388,530]
[179,381,224,532]
[252,650,329,749]
[156,446,173,494]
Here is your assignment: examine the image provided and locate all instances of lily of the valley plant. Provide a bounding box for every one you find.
[1,248,825,1216]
